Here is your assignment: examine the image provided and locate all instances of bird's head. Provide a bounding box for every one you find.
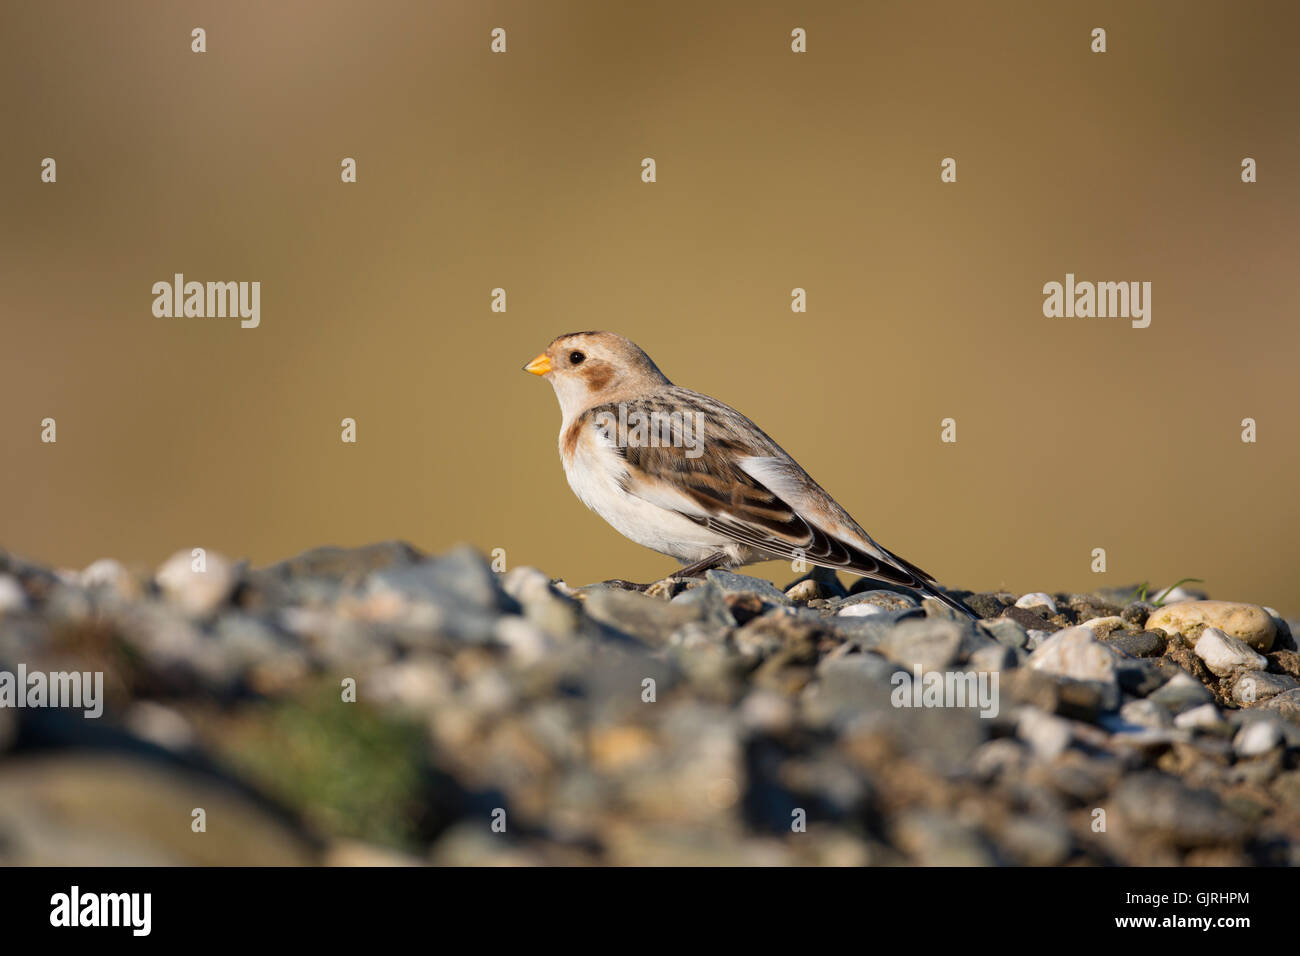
[523,331,669,417]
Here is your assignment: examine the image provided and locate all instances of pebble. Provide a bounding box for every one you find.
[1103,629,1165,658]
[969,644,1016,673]
[1120,698,1173,730]
[1120,601,1155,628]
[1016,592,1056,613]
[875,618,967,672]
[1148,671,1214,715]
[1147,601,1276,652]
[838,602,886,617]
[3,541,1297,867]
[1113,771,1247,847]
[998,814,1072,866]
[78,558,138,597]
[1016,707,1073,760]
[501,566,581,637]
[1194,627,1269,677]
[1004,605,1061,633]
[123,701,197,751]
[1025,628,1051,651]
[1230,671,1300,705]
[704,570,789,606]
[1258,688,1300,722]
[368,546,516,615]
[1077,616,1126,639]
[980,616,1028,650]
[155,548,237,617]
[1173,703,1226,732]
[0,575,26,614]
[1027,626,1120,688]
[1234,720,1283,757]
[893,811,997,867]
[783,579,822,602]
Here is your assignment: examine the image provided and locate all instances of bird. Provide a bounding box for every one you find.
[522,331,978,619]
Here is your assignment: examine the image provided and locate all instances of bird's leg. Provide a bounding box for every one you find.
[671,551,729,580]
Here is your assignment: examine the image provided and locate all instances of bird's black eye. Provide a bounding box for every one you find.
[569,351,585,365]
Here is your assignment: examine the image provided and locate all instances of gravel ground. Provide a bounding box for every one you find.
[1,543,1297,866]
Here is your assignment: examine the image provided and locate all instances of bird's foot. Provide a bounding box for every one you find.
[670,552,730,580]
[644,577,688,600]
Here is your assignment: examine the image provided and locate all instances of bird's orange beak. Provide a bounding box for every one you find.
[523,352,552,376]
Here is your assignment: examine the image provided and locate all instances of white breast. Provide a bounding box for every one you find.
[559,419,741,565]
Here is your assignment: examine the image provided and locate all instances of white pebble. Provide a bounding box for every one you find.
[838,603,886,617]
[1173,703,1224,731]
[1079,615,1125,638]
[1016,707,1072,760]
[80,558,135,596]
[0,575,26,614]
[155,549,236,617]
[493,616,551,665]
[124,701,196,751]
[1015,593,1057,614]
[1120,699,1172,730]
[1194,626,1267,677]
[1234,720,1282,757]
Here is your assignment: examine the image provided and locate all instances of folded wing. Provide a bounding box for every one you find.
[597,390,945,594]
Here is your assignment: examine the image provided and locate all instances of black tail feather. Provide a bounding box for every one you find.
[917,583,980,620]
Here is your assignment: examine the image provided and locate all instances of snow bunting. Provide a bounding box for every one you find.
[523,331,977,618]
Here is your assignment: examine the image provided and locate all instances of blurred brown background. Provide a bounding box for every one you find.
[2,1,1297,611]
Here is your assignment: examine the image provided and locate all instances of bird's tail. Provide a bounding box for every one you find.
[865,541,981,621]
[916,581,981,621]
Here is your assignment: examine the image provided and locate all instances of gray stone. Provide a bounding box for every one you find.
[670,580,738,629]
[1120,601,1155,628]
[875,618,969,672]
[1147,671,1214,714]
[1230,671,1300,705]
[814,654,896,712]
[1027,626,1121,708]
[980,616,1029,650]
[368,546,516,614]
[969,644,1016,673]
[501,566,581,638]
[1112,771,1246,847]
[583,588,702,647]
[1103,629,1164,658]
[1016,707,1073,760]
[893,811,998,866]
[704,570,790,606]
[998,814,1072,866]
[1257,688,1300,723]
